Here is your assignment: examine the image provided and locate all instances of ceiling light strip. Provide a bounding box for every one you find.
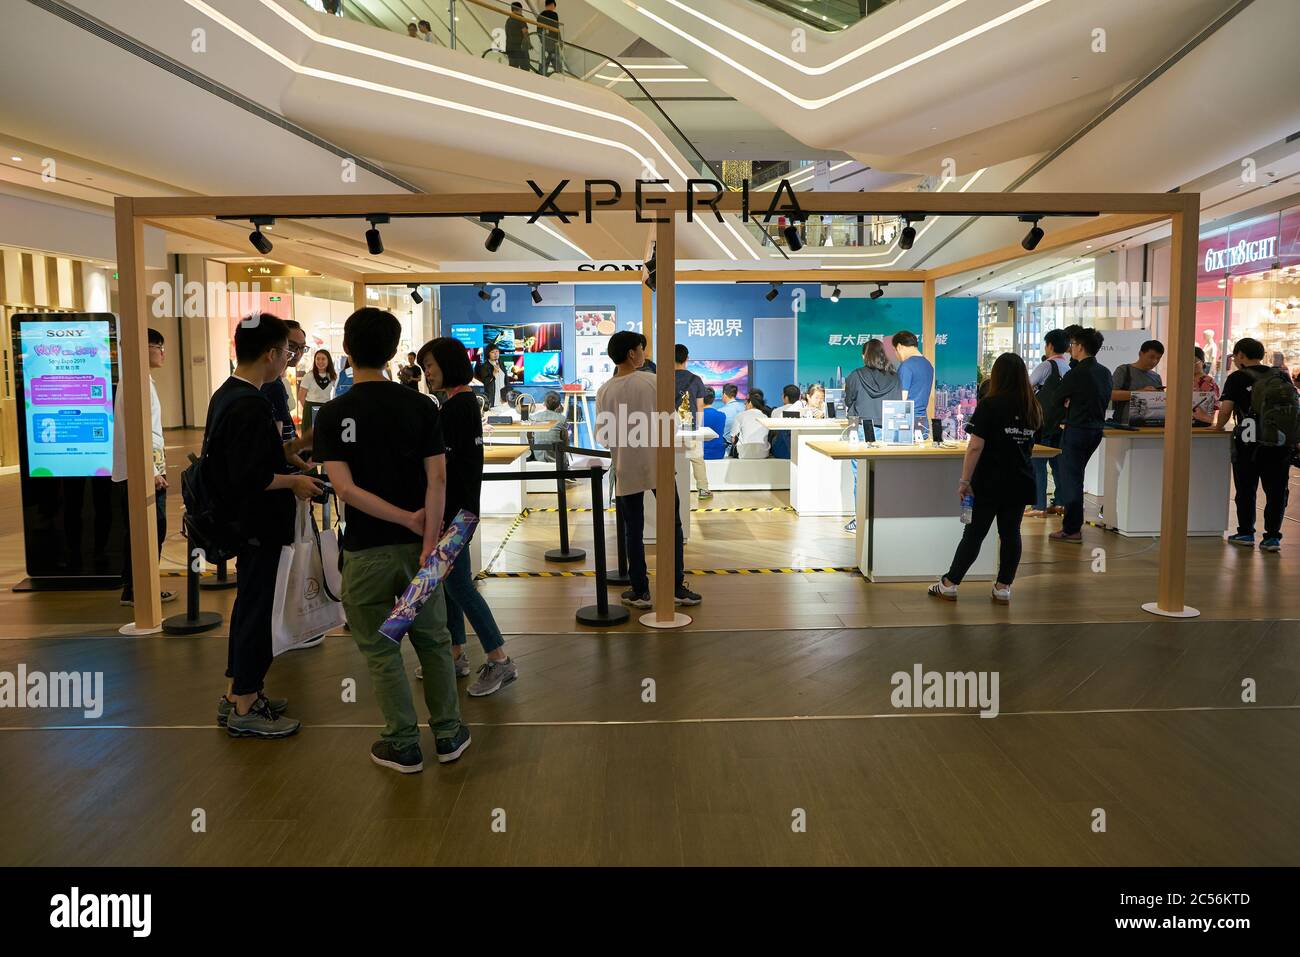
[626,0,1055,110]
[216,0,749,259]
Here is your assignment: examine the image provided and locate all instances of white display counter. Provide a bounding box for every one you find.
[1084,427,1232,537]
[638,426,716,544]
[760,417,853,515]
[480,445,530,516]
[811,440,1060,582]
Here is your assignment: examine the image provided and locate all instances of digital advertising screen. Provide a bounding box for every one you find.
[17,318,116,477]
[524,351,563,385]
[688,359,750,401]
[450,324,484,350]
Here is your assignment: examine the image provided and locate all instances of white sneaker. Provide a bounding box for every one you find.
[927,579,958,601]
[991,583,1012,604]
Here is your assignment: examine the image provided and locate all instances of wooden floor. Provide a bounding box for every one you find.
[1,429,1299,865]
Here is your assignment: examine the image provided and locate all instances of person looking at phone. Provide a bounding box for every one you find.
[1110,339,1164,425]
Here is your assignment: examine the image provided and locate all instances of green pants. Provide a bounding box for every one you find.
[341,543,461,747]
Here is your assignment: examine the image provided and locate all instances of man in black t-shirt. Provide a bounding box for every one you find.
[211,313,322,739]
[1214,336,1292,550]
[1048,327,1112,543]
[674,343,712,499]
[314,308,469,773]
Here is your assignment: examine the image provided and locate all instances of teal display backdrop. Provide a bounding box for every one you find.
[796,297,979,427]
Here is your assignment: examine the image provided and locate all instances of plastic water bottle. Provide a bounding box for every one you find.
[960,491,974,524]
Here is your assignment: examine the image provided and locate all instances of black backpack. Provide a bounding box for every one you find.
[180,406,244,563]
[1036,360,1067,437]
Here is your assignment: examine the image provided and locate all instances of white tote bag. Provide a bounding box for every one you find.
[271,500,345,656]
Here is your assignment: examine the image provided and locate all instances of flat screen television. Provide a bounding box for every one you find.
[523,350,563,385]
[687,359,750,401]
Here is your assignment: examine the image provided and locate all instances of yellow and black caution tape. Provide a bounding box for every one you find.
[691,506,795,513]
[475,510,529,580]
[479,566,856,578]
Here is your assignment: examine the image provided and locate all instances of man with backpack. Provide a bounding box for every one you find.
[1046,327,1112,544]
[1213,336,1299,551]
[201,314,322,737]
[1026,329,1071,517]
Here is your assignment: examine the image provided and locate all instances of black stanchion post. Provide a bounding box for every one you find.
[164,521,223,635]
[200,556,237,590]
[577,466,629,626]
[544,438,585,563]
[606,471,630,586]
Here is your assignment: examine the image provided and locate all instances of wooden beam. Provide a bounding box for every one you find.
[362,269,927,285]
[352,280,366,312]
[654,217,678,625]
[921,278,937,421]
[114,198,162,632]
[1153,199,1200,616]
[923,213,1170,281]
[131,191,1189,220]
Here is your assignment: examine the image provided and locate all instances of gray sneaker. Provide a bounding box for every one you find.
[217,693,289,728]
[225,698,301,738]
[453,651,471,678]
[467,658,518,697]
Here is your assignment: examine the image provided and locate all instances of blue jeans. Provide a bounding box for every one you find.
[443,543,505,653]
[1056,427,1103,535]
[1032,431,1062,510]
[849,423,865,498]
[620,489,684,596]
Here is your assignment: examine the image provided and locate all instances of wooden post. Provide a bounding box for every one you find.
[921,278,937,420]
[1149,199,1200,617]
[352,280,366,312]
[653,216,678,624]
[114,198,162,632]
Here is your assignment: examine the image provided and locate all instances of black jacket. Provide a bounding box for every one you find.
[475,358,511,406]
[1053,356,1113,430]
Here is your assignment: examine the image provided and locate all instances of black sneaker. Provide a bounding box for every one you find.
[674,586,702,606]
[225,697,301,739]
[435,723,472,764]
[217,694,289,728]
[620,589,652,609]
[370,740,424,774]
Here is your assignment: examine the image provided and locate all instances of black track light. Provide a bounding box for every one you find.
[870,284,885,299]
[782,223,803,252]
[530,282,543,304]
[1019,215,1044,251]
[476,283,490,302]
[830,286,841,302]
[365,215,389,256]
[898,214,922,251]
[765,281,781,302]
[248,216,274,255]
[483,216,505,253]
[408,284,423,305]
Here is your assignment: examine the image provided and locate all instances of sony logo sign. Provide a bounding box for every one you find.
[45,328,87,337]
[576,263,639,272]
[1204,236,1277,273]
[526,178,802,225]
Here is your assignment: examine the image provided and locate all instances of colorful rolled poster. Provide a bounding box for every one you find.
[379,510,479,643]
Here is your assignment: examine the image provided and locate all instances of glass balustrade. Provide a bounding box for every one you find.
[749,0,897,32]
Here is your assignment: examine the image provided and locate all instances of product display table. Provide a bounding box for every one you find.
[630,427,717,544]
[760,418,853,515]
[1083,427,1232,537]
[481,444,531,516]
[810,440,1060,582]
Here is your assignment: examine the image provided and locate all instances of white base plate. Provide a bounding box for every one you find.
[1141,601,1201,619]
[639,611,693,629]
[119,622,164,636]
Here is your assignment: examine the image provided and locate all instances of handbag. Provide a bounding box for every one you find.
[271,500,346,656]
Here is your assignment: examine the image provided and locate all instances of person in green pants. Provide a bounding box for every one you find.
[313,307,471,773]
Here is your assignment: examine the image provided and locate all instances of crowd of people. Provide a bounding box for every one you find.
[124,300,1298,762]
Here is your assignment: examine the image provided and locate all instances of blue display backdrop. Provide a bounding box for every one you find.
[796,297,979,428]
[438,283,978,427]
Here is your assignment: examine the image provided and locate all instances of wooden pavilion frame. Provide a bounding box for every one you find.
[115,191,1199,629]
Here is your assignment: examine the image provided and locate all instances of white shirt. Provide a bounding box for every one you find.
[733,407,770,445]
[112,375,164,482]
[302,375,335,404]
[596,371,661,496]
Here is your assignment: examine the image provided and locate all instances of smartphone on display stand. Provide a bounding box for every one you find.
[863,419,876,443]
[932,418,944,445]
